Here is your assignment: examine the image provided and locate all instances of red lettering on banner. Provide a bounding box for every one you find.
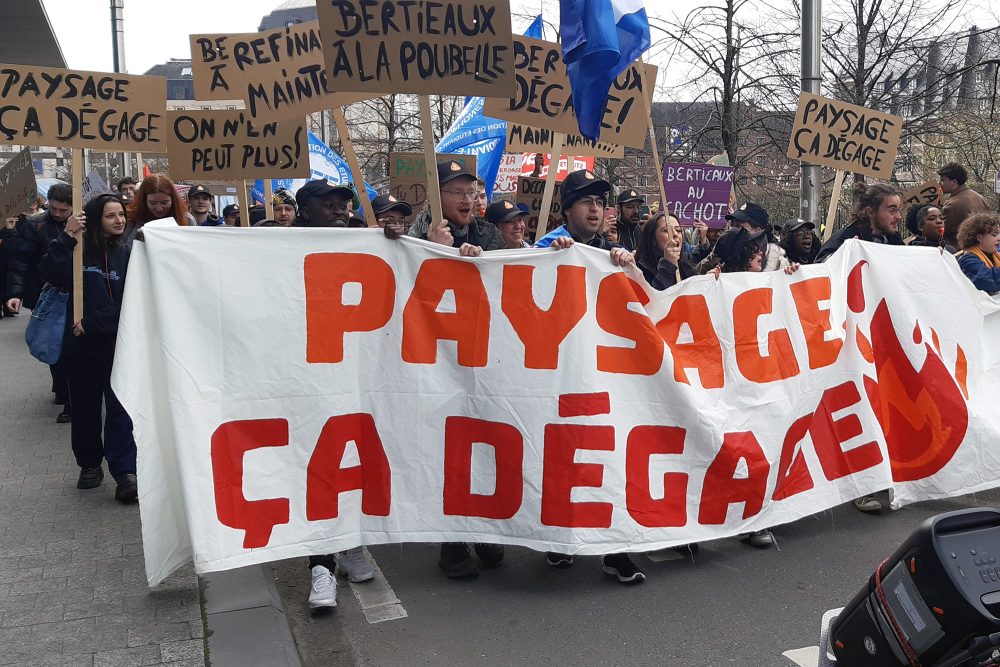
[502,264,587,369]
[402,258,490,367]
[699,432,769,524]
[790,277,843,370]
[558,392,611,417]
[595,273,664,375]
[211,419,290,549]
[625,426,688,527]
[655,294,725,389]
[733,287,801,383]
[811,381,882,480]
[541,423,614,528]
[772,415,815,500]
[306,414,391,521]
[304,253,395,363]
[443,417,524,520]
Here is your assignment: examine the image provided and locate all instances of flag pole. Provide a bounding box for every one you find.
[237,180,251,228]
[637,60,667,219]
[71,148,83,324]
[418,96,445,227]
[263,179,274,220]
[332,108,377,227]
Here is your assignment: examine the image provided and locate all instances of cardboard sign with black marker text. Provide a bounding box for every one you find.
[0,64,167,152]
[190,21,377,121]
[516,175,562,236]
[315,0,514,97]
[506,123,624,159]
[387,152,477,221]
[901,180,943,209]
[166,110,309,181]
[0,147,37,221]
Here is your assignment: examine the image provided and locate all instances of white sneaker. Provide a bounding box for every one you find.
[336,547,376,583]
[308,565,337,609]
[854,495,883,513]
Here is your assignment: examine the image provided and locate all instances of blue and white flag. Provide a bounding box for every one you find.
[253,130,377,205]
[560,0,650,141]
[436,16,543,199]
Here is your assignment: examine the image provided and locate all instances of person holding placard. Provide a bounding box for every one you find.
[815,184,904,264]
[399,161,503,254]
[956,213,1000,295]
[615,189,645,251]
[939,162,991,249]
[6,184,76,421]
[485,201,530,249]
[37,194,138,502]
[125,175,193,245]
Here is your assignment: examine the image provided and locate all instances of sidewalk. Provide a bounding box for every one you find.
[0,314,206,667]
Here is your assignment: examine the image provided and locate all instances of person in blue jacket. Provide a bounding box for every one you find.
[956,212,1000,295]
[38,194,138,502]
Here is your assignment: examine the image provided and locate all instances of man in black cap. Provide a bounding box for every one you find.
[371,194,412,235]
[615,188,645,251]
[222,204,241,227]
[535,169,621,251]
[485,200,530,249]
[187,184,222,226]
[389,160,503,254]
[272,189,298,227]
[779,218,819,264]
[295,179,353,227]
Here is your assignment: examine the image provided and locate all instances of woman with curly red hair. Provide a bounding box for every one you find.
[125,174,193,244]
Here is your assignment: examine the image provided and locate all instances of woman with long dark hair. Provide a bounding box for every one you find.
[635,212,697,289]
[125,174,192,244]
[816,183,903,262]
[38,194,138,502]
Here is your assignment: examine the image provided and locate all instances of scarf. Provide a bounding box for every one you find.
[967,246,1000,269]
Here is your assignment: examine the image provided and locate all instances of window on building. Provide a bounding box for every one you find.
[286,20,299,27]
[637,155,646,168]
[755,156,766,168]
[172,86,187,99]
[181,67,192,76]
[756,137,767,146]
[638,175,649,187]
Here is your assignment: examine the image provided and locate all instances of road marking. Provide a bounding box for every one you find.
[782,646,819,667]
[346,549,408,624]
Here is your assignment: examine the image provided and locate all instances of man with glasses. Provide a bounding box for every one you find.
[816,183,903,263]
[779,218,820,264]
[393,161,503,254]
[535,170,622,251]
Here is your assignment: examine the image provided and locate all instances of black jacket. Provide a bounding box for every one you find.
[781,234,821,264]
[816,224,903,262]
[617,221,639,252]
[5,211,66,309]
[406,209,505,251]
[37,233,130,360]
[638,256,698,291]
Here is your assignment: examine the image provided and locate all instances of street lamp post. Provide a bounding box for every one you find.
[110,0,128,180]
[800,0,822,224]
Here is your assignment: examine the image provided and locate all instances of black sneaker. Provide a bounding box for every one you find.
[602,554,646,585]
[77,467,104,489]
[438,543,478,579]
[546,552,574,568]
[474,543,504,568]
[114,473,138,503]
[56,409,71,423]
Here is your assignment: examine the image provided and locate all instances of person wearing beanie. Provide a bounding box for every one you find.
[271,189,297,227]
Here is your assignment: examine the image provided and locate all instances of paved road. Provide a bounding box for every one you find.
[0,314,206,667]
[273,476,999,665]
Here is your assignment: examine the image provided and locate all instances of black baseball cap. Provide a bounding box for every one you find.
[781,218,815,236]
[714,228,766,266]
[726,201,770,229]
[222,204,240,218]
[294,179,355,208]
[616,189,644,206]
[188,184,212,199]
[371,194,412,218]
[485,200,525,225]
[560,169,611,210]
[437,159,477,186]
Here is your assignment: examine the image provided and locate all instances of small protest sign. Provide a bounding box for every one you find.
[315,0,515,97]
[0,147,37,220]
[166,110,309,181]
[190,21,377,121]
[516,175,561,235]
[388,152,477,219]
[786,92,903,180]
[506,124,624,159]
[81,169,115,204]
[484,37,654,149]
[0,64,167,152]
[662,163,733,228]
[901,180,942,208]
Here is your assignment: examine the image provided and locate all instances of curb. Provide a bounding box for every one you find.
[202,564,301,667]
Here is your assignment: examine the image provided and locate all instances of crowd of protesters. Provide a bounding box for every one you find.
[2,158,999,610]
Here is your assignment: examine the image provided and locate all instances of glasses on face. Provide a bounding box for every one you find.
[885,206,902,216]
[442,189,477,201]
[793,229,812,237]
[577,196,606,209]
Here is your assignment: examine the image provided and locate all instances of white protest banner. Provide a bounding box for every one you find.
[114,231,1000,585]
[0,147,37,220]
[81,169,115,204]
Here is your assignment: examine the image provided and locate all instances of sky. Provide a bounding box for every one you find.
[42,0,997,81]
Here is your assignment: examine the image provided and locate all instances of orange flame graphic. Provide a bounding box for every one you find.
[862,301,969,482]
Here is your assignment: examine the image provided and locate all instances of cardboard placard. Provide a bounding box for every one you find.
[662,163,734,228]
[0,147,37,220]
[166,110,310,181]
[901,180,943,208]
[506,123,624,159]
[0,64,167,152]
[387,152,476,219]
[81,169,115,204]
[190,21,378,121]
[516,175,561,235]
[483,37,655,149]
[786,92,903,180]
[315,0,515,97]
